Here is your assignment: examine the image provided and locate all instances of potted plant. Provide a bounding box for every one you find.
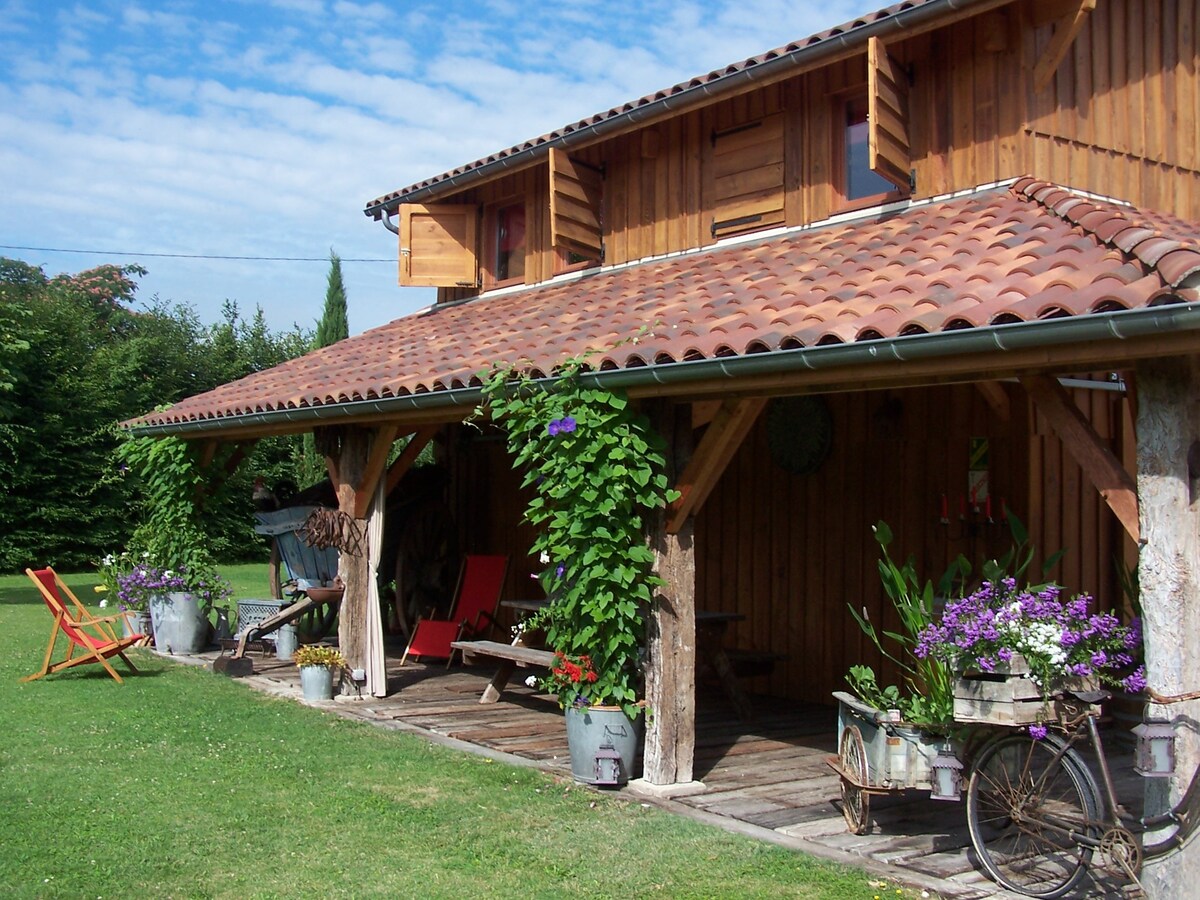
[114,559,188,650]
[116,435,233,653]
[292,645,346,700]
[476,347,677,786]
[95,549,154,639]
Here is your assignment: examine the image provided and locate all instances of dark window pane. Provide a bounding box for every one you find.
[845,98,895,201]
[496,203,526,281]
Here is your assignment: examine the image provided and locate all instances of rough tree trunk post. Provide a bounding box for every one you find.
[643,401,698,789]
[332,427,372,695]
[1137,355,1200,896]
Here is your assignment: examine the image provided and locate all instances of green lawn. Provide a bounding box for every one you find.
[1,567,884,899]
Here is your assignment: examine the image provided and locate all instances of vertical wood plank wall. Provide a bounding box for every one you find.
[443,383,1131,707]
[436,0,1198,309]
[692,382,1128,706]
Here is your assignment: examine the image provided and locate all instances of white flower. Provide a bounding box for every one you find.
[525,675,538,688]
[163,570,174,578]
[102,554,114,566]
[538,551,550,565]
[142,551,150,558]
[98,599,108,608]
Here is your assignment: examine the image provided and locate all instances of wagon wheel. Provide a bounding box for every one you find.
[839,725,870,835]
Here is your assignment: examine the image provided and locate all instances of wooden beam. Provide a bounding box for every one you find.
[384,426,440,495]
[353,424,400,518]
[1021,375,1140,542]
[1032,0,1097,92]
[197,439,218,470]
[667,398,766,534]
[223,440,257,476]
[975,381,1011,424]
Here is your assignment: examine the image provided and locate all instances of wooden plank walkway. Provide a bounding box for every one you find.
[193,646,1141,899]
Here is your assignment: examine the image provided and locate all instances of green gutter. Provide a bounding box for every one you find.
[128,302,1200,437]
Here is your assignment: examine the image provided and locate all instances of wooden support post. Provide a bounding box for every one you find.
[645,401,697,787]
[1021,375,1140,543]
[1136,356,1200,897]
[326,426,392,695]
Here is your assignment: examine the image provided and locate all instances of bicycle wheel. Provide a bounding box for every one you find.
[967,732,1102,898]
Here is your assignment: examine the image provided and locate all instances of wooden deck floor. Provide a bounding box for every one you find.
[195,646,1142,899]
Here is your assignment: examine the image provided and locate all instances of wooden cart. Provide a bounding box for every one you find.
[826,691,959,834]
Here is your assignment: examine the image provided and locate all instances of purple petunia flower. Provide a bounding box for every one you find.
[1122,666,1147,694]
[1029,723,1048,740]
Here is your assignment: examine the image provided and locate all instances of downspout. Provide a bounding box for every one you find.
[128,303,1200,437]
[364,0,984,219]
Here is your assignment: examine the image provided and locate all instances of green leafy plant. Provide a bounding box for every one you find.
[116,434,232,616]
[292,645,346,669]
[844,522,960,726]
[475,353,679,719]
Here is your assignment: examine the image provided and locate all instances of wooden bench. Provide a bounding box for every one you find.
[451,640,556,704]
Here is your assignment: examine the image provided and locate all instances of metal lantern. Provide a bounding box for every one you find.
[930,751,965,801]
[594,744,623,786]
[1133,721,1176,778]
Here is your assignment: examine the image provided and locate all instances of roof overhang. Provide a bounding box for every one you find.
[128,302,1200,441]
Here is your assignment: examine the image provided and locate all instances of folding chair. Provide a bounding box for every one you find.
[22,567,145,684]
[401,555,508,666]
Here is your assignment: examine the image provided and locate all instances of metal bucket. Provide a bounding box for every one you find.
[564,705,642,786]
[275,623,298,660]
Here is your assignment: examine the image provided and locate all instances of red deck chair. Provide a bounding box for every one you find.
[22,567,145,684]
[401,555,508,666]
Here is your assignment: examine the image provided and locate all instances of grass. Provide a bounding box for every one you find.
[1,567,887,899]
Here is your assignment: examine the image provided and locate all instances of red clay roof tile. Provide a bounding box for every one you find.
[133,179,1200,430]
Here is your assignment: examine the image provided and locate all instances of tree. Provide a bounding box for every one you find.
[0,257,314,571]
[314,250,348,348]
[297,251,351,487]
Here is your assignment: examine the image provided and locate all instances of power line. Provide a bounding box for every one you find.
[0,244,393,262]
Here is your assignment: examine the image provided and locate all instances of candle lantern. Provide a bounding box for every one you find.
[930,750,965,801]
[594,743,623,785]
[1133,721,1176,778]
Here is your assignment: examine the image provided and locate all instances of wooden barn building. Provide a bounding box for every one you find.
[132,0,1200,869]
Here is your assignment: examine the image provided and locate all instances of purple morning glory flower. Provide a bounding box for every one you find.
[555,564,565,579]
[1029,723,1048,740]
[547,420,561,437]
[559,416,577,433]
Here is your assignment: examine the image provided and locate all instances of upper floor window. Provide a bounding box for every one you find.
[841,94,902,206]
[490,201,526,286]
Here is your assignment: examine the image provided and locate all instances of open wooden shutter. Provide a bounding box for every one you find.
[549,148,603,259]
[867,36,912,193]
[710,112,785,239]
[399,203,479,287]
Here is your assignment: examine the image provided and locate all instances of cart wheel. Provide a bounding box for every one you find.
[839,725,870,835]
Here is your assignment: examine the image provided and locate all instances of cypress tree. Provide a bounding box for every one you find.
[314,250,349,348]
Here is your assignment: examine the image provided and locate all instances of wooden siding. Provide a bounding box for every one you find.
[692,382,1130,706]
[432,0,1197,304]
[441,383,1132,707]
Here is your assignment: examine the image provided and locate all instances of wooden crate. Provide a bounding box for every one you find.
[953,656,1097,725]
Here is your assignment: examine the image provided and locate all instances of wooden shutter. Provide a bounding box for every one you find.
[710,113,785,239]
[549,148,604,259]
[867,36,912,193]
[399,203,479,287]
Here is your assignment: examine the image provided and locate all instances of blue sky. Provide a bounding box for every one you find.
[0,0,868,336]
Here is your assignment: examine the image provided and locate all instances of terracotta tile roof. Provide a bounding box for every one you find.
[133,178,1200,431]
[365,0,966,215]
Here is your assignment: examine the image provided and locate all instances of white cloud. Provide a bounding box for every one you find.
[0,0,876,335]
